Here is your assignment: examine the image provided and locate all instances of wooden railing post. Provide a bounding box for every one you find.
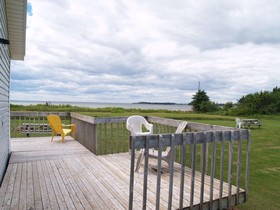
[70,112,98,154]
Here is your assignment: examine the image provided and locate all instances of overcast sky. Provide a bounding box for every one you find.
[10,0,280,104]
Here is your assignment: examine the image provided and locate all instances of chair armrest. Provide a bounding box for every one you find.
[62,124,76,130]
[62,124,76,139]
[126,123,133,132]
[143,122,153,134]
[62,124,75,127]
[127,124,138,135]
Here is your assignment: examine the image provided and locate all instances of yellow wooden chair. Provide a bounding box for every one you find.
[47,114,76,142]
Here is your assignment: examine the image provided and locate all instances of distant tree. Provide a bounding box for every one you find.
[235,86,280,115]
[200,101,220,112]
[190,90,210,112]
[223,101,234,110]
[273,86,280,93]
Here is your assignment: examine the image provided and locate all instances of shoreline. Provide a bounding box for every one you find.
[133,102,187,105]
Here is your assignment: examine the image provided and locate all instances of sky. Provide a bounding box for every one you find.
[10,0,280,104]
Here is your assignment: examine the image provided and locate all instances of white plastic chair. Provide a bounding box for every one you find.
[127,115,188,172]
[126,115,153,172]
[126,115,153,136]
[235,118,244,129]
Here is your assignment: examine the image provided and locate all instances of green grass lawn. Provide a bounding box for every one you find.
[191,117,280,210]
[10,105,280,209]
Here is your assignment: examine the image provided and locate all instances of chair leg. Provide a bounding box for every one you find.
[135,150,144,172]
[71,125,76,140]
[62,134,65,143]
[51,132,55,141]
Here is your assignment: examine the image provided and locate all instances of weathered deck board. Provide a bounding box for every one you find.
[0,137,244,209]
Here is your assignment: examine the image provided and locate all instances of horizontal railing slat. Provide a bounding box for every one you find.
[132,130,249,150]
[11,112,69,117]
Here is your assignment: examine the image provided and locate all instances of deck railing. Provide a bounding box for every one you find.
[11,112,186,156]
[10,112,71,137]
[10,112,250,209]
[70,113,187,156]
[70,113,250,209]
[70,112,130,155]
[129,127,250,210]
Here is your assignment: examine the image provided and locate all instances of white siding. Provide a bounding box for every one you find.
[0,0,11,184]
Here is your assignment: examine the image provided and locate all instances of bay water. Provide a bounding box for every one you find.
[11,100,192,111]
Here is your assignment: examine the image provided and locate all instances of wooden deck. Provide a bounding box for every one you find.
[0,137,244,209]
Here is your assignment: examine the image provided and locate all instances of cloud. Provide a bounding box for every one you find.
[10,0,280,104]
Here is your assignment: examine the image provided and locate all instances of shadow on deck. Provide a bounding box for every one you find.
[0,136,245,209]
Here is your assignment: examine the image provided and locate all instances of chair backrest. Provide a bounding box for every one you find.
[126,115,153,135]
[175,121,188,133]
[47,114,63,134]
[164,121,188,155]
[235,118,243,128]
[235,118,241,123]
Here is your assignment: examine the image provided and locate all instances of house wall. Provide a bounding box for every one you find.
[0,0,11,184]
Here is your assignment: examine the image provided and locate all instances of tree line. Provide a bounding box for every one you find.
[190,86,280,115]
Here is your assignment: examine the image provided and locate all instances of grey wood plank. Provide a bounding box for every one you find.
[10,163,22,210]
[236,132,242,204]
[0,164,13,207]
[19,162,27,210]
[36,161,51,210]
[26,162,35,210]
[219,133,225,209]
[41,160,60,209]
[64,158,104,209]
[228,134,234,207]
[245,131,251,201]
[32,162,43,210]
[45,160,67,209]
[97,154,152,209]
[88,155,129,208]
[168,134,175,210]
[156,135,163,210]
[58,159,93,210]
[74,156,127,209]
[55,159,84,210]
[48,160,76,210]
[1,164,18,208]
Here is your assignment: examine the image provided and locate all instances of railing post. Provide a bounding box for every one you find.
[168,134,175,210]
[245,130,251,202]
[70,113,99,155]
[129,136,135,210]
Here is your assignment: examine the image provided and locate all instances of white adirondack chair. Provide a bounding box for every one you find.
[235,118,244,129]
